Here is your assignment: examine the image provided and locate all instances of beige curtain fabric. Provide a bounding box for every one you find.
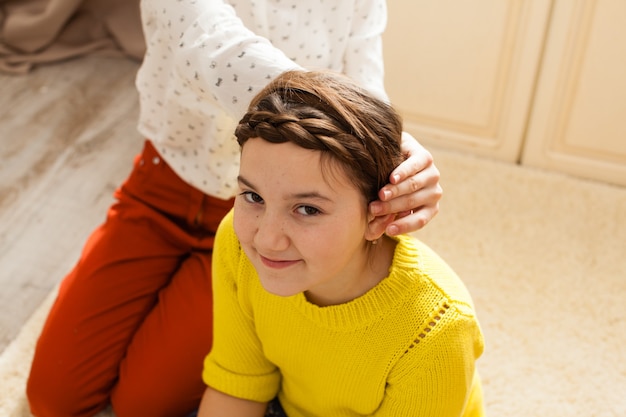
[0,0,145,74]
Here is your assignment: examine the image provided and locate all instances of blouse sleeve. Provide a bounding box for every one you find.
[375,306,485,416]
[202,210,280,403]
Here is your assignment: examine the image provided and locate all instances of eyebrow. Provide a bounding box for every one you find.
[237,175,333,202]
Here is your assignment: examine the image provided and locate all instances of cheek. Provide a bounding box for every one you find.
[321,217,369,252]
[302,222,358,257]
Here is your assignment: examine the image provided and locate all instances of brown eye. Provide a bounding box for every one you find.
[296,205,321,216]
[241,191,264,204]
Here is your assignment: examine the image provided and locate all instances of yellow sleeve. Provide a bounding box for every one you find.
[375,306,485,417]
[202,209,280,402]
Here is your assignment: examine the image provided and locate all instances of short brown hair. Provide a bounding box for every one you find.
[235,70,404,202]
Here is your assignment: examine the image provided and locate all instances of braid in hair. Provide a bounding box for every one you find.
[235,71,403,202]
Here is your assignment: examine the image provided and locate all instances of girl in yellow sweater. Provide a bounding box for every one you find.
[198,70,485,417]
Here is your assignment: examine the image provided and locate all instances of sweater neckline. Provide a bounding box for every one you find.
[289,234,422,330]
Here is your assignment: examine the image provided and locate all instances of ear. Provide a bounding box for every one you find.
[364,213,395,242]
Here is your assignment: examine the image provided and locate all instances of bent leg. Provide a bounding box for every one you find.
[26,200,188,417]
[27,141,205,417]
[27,141,233,417]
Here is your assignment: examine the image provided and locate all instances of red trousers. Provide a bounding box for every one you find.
[27,141,234,417]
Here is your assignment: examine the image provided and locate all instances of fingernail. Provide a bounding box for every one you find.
[382,189,392,200]
[370,202,381,214]
[387,224,399,236]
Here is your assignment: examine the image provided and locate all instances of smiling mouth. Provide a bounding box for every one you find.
[260,255,300,269]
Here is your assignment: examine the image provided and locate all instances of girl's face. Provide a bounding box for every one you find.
[234,137,382,306]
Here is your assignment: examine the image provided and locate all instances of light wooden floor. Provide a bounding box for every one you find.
[0,56,144,353]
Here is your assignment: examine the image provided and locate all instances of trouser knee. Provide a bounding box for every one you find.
[26,370,108,417]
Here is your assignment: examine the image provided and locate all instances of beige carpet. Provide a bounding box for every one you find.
[1,147,625,416]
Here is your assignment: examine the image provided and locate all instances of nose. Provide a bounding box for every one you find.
[254,211,290,252]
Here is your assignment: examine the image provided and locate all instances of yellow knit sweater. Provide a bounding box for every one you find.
[203,210,485,416]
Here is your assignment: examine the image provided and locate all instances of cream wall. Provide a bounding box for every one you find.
[383,0,626,187]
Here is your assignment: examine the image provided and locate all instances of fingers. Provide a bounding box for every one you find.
[369,131,443,235]
[390,132,434,185]
[369,183,442,235]
[386,204,440,236]
[379,159,441,205]
[383,162,440,202]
